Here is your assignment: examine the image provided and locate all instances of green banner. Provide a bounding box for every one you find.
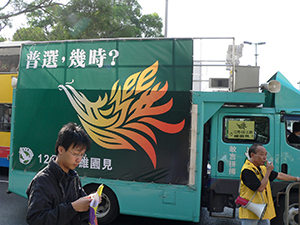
[13,38,193,184]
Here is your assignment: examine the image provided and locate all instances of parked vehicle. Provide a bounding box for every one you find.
[8,38,299,224]
[0,41,23,167]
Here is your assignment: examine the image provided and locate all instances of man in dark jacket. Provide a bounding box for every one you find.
[26,122,94,225]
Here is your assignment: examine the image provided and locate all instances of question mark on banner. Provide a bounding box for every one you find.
[109,50,119,66]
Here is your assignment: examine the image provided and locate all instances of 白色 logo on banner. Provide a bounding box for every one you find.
[19,147,34,165]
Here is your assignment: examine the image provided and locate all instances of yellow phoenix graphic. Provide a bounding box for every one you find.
[58,61,185,169]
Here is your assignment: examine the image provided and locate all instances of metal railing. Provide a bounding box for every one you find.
[284,182,300,225]
[192,37,236,92]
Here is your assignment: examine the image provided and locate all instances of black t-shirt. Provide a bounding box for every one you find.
[288,133,300,143]
[241,166,278,192]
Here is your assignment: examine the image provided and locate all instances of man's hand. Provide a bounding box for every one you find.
[266,161,274,171]
[88,193,102,203]
[71,196,92,212]
[257,161,273,192]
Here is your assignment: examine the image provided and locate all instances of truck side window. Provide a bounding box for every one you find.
[223,116,269,144]
[285,118,300,149]
[0,104,11,132]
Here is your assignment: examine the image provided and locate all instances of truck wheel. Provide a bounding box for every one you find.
[272,192,299,225]
[84,184,120,224]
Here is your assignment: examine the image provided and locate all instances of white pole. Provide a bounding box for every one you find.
[165,0,168,37]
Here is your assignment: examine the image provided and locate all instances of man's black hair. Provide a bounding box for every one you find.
[248,143,263,158]
[55,122,91,155]
[293,122,300,133]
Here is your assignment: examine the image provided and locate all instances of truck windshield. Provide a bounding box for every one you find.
[223,116,269,144]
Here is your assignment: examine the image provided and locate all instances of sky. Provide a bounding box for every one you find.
[138,0,300,89]
[3,0,300,89]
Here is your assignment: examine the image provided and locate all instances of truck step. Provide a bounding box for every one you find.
[209,207,236,219]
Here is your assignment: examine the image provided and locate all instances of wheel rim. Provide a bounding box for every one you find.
[285,203,299,225]
[96,193,111,218]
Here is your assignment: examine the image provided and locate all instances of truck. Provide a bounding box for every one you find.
[0,42,22,167]
[8,37,300,224]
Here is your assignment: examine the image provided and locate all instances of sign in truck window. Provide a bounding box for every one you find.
[227,120,255,140]
[223,116,269,144]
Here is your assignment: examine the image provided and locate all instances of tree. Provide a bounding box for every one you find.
[140,13,164,38]
[13,0,163,41]
[0,0,61,33]
[13,27,47,41]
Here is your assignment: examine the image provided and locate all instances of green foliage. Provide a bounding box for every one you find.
[10,0,163,41]
[140,13,163,38]
[13,27,47,41]
[0,0,61,34]
[0,36,7,42]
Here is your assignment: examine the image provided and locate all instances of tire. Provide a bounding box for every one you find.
[84,184,120,225]
[272,192,299,225]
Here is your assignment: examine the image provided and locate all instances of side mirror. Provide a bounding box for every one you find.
[11,76,18,88]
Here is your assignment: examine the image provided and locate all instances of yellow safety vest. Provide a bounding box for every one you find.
[239,160,276,220]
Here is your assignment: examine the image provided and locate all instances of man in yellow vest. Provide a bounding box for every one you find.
[239,143,299,225]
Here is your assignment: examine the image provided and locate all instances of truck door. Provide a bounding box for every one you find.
[270,114,300,224]
[280,114,300,176]
[207,111,275,213]
[211,112,275,180]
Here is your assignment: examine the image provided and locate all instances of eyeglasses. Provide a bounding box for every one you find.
[68,151,87,159]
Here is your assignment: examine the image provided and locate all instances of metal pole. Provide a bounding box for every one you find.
[199,39,202,91]
[164,0,168,37]
[232,38,235,91]
[284,182,300,225]
[243,41,265,66]
[299,187,300,225]
[255,43,258,66]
